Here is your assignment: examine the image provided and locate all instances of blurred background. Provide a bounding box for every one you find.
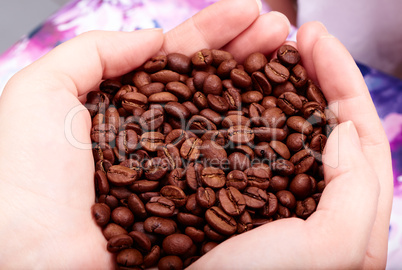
[0,0,69,54]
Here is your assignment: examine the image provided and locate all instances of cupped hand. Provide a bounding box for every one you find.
[0,0,292,268]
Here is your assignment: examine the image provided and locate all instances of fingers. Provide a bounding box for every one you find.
[222,11,290,62]
[309,121,380,267]
[296,21,328,82]
[160,0,261,56]
[9,29,164,97]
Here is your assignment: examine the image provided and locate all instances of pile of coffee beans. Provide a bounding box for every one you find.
[88,45,337,269]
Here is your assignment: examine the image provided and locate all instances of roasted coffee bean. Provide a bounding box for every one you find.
[201,167,226,189]
[264,62,289,84]
[144,55,167,73]
[167,168,187,190]
[243,187,267,209]
[277,44,300,66]
[188,115,217,135]
[245,164,271,190]
[205,206,237,235]
[272,159,295,176]
[306,80,327,107]
[241,90,263,104]
[270,140,291,160]
[128,230,152,252]
[158,255,183,270]
[140,132,164,152]
[200,139,227,161]
[157,144,182,170]
[276,190,296,209]
[259,192,278,217]
[218,187,246,216]
[165,129,187,147]
[145,196,175,217]
[107,234,133,253]
[88,47,337,268]
[121,92,148,111]
[148,92,178,103]
[186,162,204,191]
[116,130,138,154]
[244,52,268,74]
[228,152,250,171]
[295,197,317,219]
[129,180,159,193]
[143,245,161,268]
[144,216,177,236]
[207,94,229,113]
[196,187,216,208]
[192,49,213,67]
[253,127,288,141]
[177,212,204,227]
[185,227,205,243]
[127,193,147,220]
[91,124,117,143]
[289,64,308,88]
[162,234,193,255]
[289,174,313,200]
[95,170,109,195]
[277,92,302,116]
[290,149,315,174]
[160,185,187,207]
[226,170,248,191]
[230,68,252,88]
[286,133,307,152]
[111,206,135,228]
[144,157,169,181]
[103,223,128,241]
[107,165,138,186]
[287,116,313,135]
[227,125,254,144]
[92,203,111,227]
[180,137,202,161]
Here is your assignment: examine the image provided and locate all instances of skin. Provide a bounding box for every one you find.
[0,0,392,268]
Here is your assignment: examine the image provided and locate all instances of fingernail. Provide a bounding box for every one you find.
[270,11,291,33]
[255,0,262,12]
[345,121,362,150]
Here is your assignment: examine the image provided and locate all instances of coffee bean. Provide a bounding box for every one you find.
[162,234,193,255]
[107,234,133,253]
[201,167,226,189]
[205,206,237,235]
[196,187,216,208]
[145,196,175,217]
[158,255,183,270]
[243,187,267,209]
[103,223,128,240]
[160,185,187,207]
[107,165,138,186]
[144,216,177,236]
[92,203,111,227]
[88,47,337,268]
[111,206,134,228]
[218,187,246,216]
[264,62,289,84]
[295,197,317,219]
[140,132,164,152]
[227,125,254,144]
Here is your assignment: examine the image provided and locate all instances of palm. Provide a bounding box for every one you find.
[0,0,392,268]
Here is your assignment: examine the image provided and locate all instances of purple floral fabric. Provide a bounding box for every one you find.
[0,0,401,268]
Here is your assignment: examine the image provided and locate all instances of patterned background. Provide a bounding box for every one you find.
[0,0,401,268]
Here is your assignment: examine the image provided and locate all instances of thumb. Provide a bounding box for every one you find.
[308,121,380,265]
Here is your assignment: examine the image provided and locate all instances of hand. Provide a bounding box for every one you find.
[0,0,291,268]
[190,23,394,269]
